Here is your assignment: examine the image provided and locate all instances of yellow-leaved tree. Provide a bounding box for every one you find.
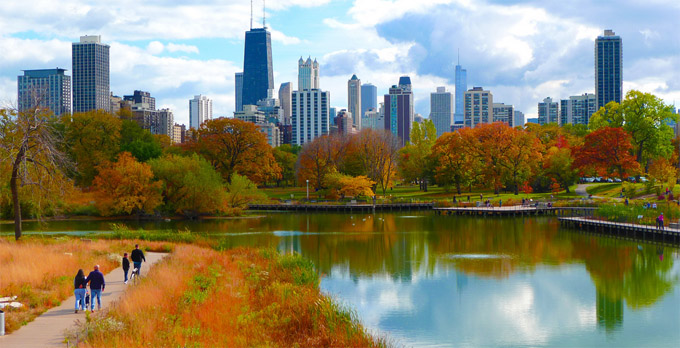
[93,152,162,216]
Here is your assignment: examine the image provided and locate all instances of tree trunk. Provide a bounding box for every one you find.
[11,148,25,241]
[565,185,571,193]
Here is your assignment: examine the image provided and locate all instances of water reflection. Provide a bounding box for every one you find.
[4,213,679,347]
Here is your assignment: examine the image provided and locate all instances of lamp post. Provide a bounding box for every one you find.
[306,180,309,200]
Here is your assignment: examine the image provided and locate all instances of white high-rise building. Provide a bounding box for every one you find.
[538,97,559,125]
[362,108,383,130]
[189,95,213,129]
[560,93,597,125]
[492,103,514,127]
[430,86,454,137]
[348,74,362,130]
[298,57,319,91]
[464,87,493,128]
[514,110,525,127]
[292,89,330,145]
[278,82,292,125]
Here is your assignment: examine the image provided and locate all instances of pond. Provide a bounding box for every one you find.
[3,212,679,347]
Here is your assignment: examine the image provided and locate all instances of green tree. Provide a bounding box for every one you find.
[226,173,268,210]
[273,145,298,187]
[120,120,163,162]
[398,120,437,191]
[590,90,677,168]
[149,154,228,217]
[62,110,122,186]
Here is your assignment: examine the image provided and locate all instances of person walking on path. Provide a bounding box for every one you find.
[86,265,105,311]
[658,213,664,230]
[122,252,130,284]
[131,244,146,276]
[73,269,87,313]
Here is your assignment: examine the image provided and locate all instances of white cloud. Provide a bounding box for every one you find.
[166,43,199,54]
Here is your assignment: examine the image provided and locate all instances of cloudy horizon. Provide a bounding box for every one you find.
[1,0,678,125]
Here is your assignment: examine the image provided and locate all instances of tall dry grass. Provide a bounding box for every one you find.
[0,237,171,333]
[76,246,383,347]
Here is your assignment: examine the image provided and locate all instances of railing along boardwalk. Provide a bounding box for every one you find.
[559,217,680,245]
[248,202,434,212]
[433,206,597,217]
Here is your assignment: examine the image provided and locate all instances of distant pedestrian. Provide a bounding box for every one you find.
[657,213,664,230]
[131,244,146,276]
[499,199,502,207]
[480,194,483,200]
[73,269,87,313]
[467,195,470,202]
[86,265,105,311]
[625,198,629,206]
[122,253,130,284]
[453,196,457,203]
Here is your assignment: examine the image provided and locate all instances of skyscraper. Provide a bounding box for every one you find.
[72,35,110,113]
[384,76,414,147]
[123,90,155,110]
[242,28,274,106]
[560,93,597,125]
[347,74,362,130]
[189,95,213,129]
[454,60,467,123]
[17,68,71,116]
[430,87,454,137]
[538,97,559,125]
[464,87,493,128]
[235,72,243,112]
[298,57,319,91]
[595,29,622,109]
[492,103,514,127]
[278,82,292,125]
[292,89,330,145]
[361,83,377,119]
[513,110,525,127]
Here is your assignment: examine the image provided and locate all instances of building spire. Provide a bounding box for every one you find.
[250,0,253,29]
[457,48,460,65]
[263,0,266,28]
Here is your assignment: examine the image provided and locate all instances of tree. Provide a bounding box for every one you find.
[398,120,437,191]
[543,145,579,193]
[120,120,163,162]
[93,152,162,216]
[499,128,541,194]
[590,90,677,168]
[62,110,122,186]
[185,118,281,184]
[430,129,480,194]
[273,145,298,187]
[226,173,268,210]
[325,173,375,199]
[353,129,400,194]
[469,123,514,194]
[148,154,228,217]
[0,106,71,240]
[296,135,346,193]
[648,158,678,190]
[574,127,640,181]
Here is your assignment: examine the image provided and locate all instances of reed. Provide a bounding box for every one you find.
[74,246,384,347]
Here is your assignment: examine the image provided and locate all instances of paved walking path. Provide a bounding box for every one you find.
[0,252,166,347]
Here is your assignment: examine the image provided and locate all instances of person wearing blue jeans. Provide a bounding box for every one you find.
[73,269,87,313]
[130,244,146,276]
[86,264,105,311]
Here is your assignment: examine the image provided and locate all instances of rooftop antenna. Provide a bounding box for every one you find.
[263,0,266,28]
[250,0,253,29]
[457,48,460,65]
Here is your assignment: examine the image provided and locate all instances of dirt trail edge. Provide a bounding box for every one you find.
[0,251,166,348]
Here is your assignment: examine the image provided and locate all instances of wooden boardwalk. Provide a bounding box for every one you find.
[433,206,596,217]
[248,203,434,212]
[559,217,680,244]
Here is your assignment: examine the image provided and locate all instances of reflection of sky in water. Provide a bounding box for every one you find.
[321,263,680,347]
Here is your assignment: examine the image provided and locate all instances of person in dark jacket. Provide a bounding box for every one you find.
[122,252,130,284]
[130,244,146,276]
[86,265,105,311]
[73,269,87,313]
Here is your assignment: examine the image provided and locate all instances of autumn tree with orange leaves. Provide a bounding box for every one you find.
[574,127,640,181]
[296,134,347,193]
[184,118,281,185]
[93,152,163,216]
[430,128,480,194]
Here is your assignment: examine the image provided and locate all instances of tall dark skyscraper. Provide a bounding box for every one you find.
[595,29,622,109]
[72,35,110,113]
[242,28,274,107]
[384,76,414,147]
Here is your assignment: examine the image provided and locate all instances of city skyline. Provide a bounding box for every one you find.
[0,1,678,125]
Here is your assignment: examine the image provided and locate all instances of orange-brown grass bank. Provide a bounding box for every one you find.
[0,237,171,333]
[74,245,384,347]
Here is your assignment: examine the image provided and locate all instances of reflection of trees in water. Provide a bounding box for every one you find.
[597,290,623,332]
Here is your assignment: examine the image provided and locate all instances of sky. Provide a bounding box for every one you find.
[1,0,679,125]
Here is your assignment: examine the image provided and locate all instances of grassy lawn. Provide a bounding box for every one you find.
[585,182,680,200]
[263,184,580,204]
